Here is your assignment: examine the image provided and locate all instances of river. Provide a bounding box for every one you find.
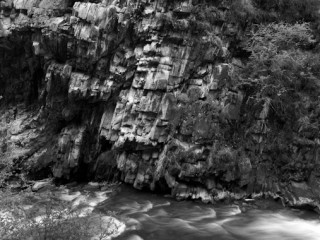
[96,185,320,240]
[2,183,320,240]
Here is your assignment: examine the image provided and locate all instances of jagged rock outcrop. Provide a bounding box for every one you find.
[1,0,320,212]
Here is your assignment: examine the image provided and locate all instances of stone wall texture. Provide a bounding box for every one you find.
[1,0,320,211]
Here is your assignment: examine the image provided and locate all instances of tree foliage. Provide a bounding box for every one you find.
[253,0,320,22]
[229,0,320,24]
[243,22,317,84]
[238,13,320,158]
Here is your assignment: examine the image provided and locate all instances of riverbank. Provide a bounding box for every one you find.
[0,181,124,240]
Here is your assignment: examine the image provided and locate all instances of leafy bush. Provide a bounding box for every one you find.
[228,0,320,25]
[253,0,320,22]
[191,5,224,25]
[228,0,264,24]
[246,22,314,52]
[242,22,316,84]
[238,19,320,154]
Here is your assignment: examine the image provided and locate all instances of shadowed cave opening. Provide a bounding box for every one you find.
[90,136,120,182]
[28,59,45,105]
[100,136,113,152]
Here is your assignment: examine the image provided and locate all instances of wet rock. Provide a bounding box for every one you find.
[287,181,320,210]
[126,235,144,240]
[32,180,53,192]
[82,182,100,192]
[53,125,87,179]
[238,157,252,187]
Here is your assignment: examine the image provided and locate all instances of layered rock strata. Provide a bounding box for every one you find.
[1,0,320,211]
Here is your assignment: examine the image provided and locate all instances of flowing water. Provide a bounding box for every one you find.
[96,185,320,240]
[3,183,320,240]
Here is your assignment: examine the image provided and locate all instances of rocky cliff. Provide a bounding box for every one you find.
[1,0,320,212]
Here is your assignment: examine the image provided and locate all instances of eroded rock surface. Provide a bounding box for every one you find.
[1,0,320,211]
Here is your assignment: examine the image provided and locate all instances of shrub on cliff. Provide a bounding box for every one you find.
[229,0,320,25]
[253,0,320,22]
[238,20,320,155]
[242,22,317,86]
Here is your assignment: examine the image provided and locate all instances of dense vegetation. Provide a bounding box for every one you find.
[228,0,320,181]
[230,0,320,24]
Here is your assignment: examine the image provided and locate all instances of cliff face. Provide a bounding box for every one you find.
[1,0,320,211]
